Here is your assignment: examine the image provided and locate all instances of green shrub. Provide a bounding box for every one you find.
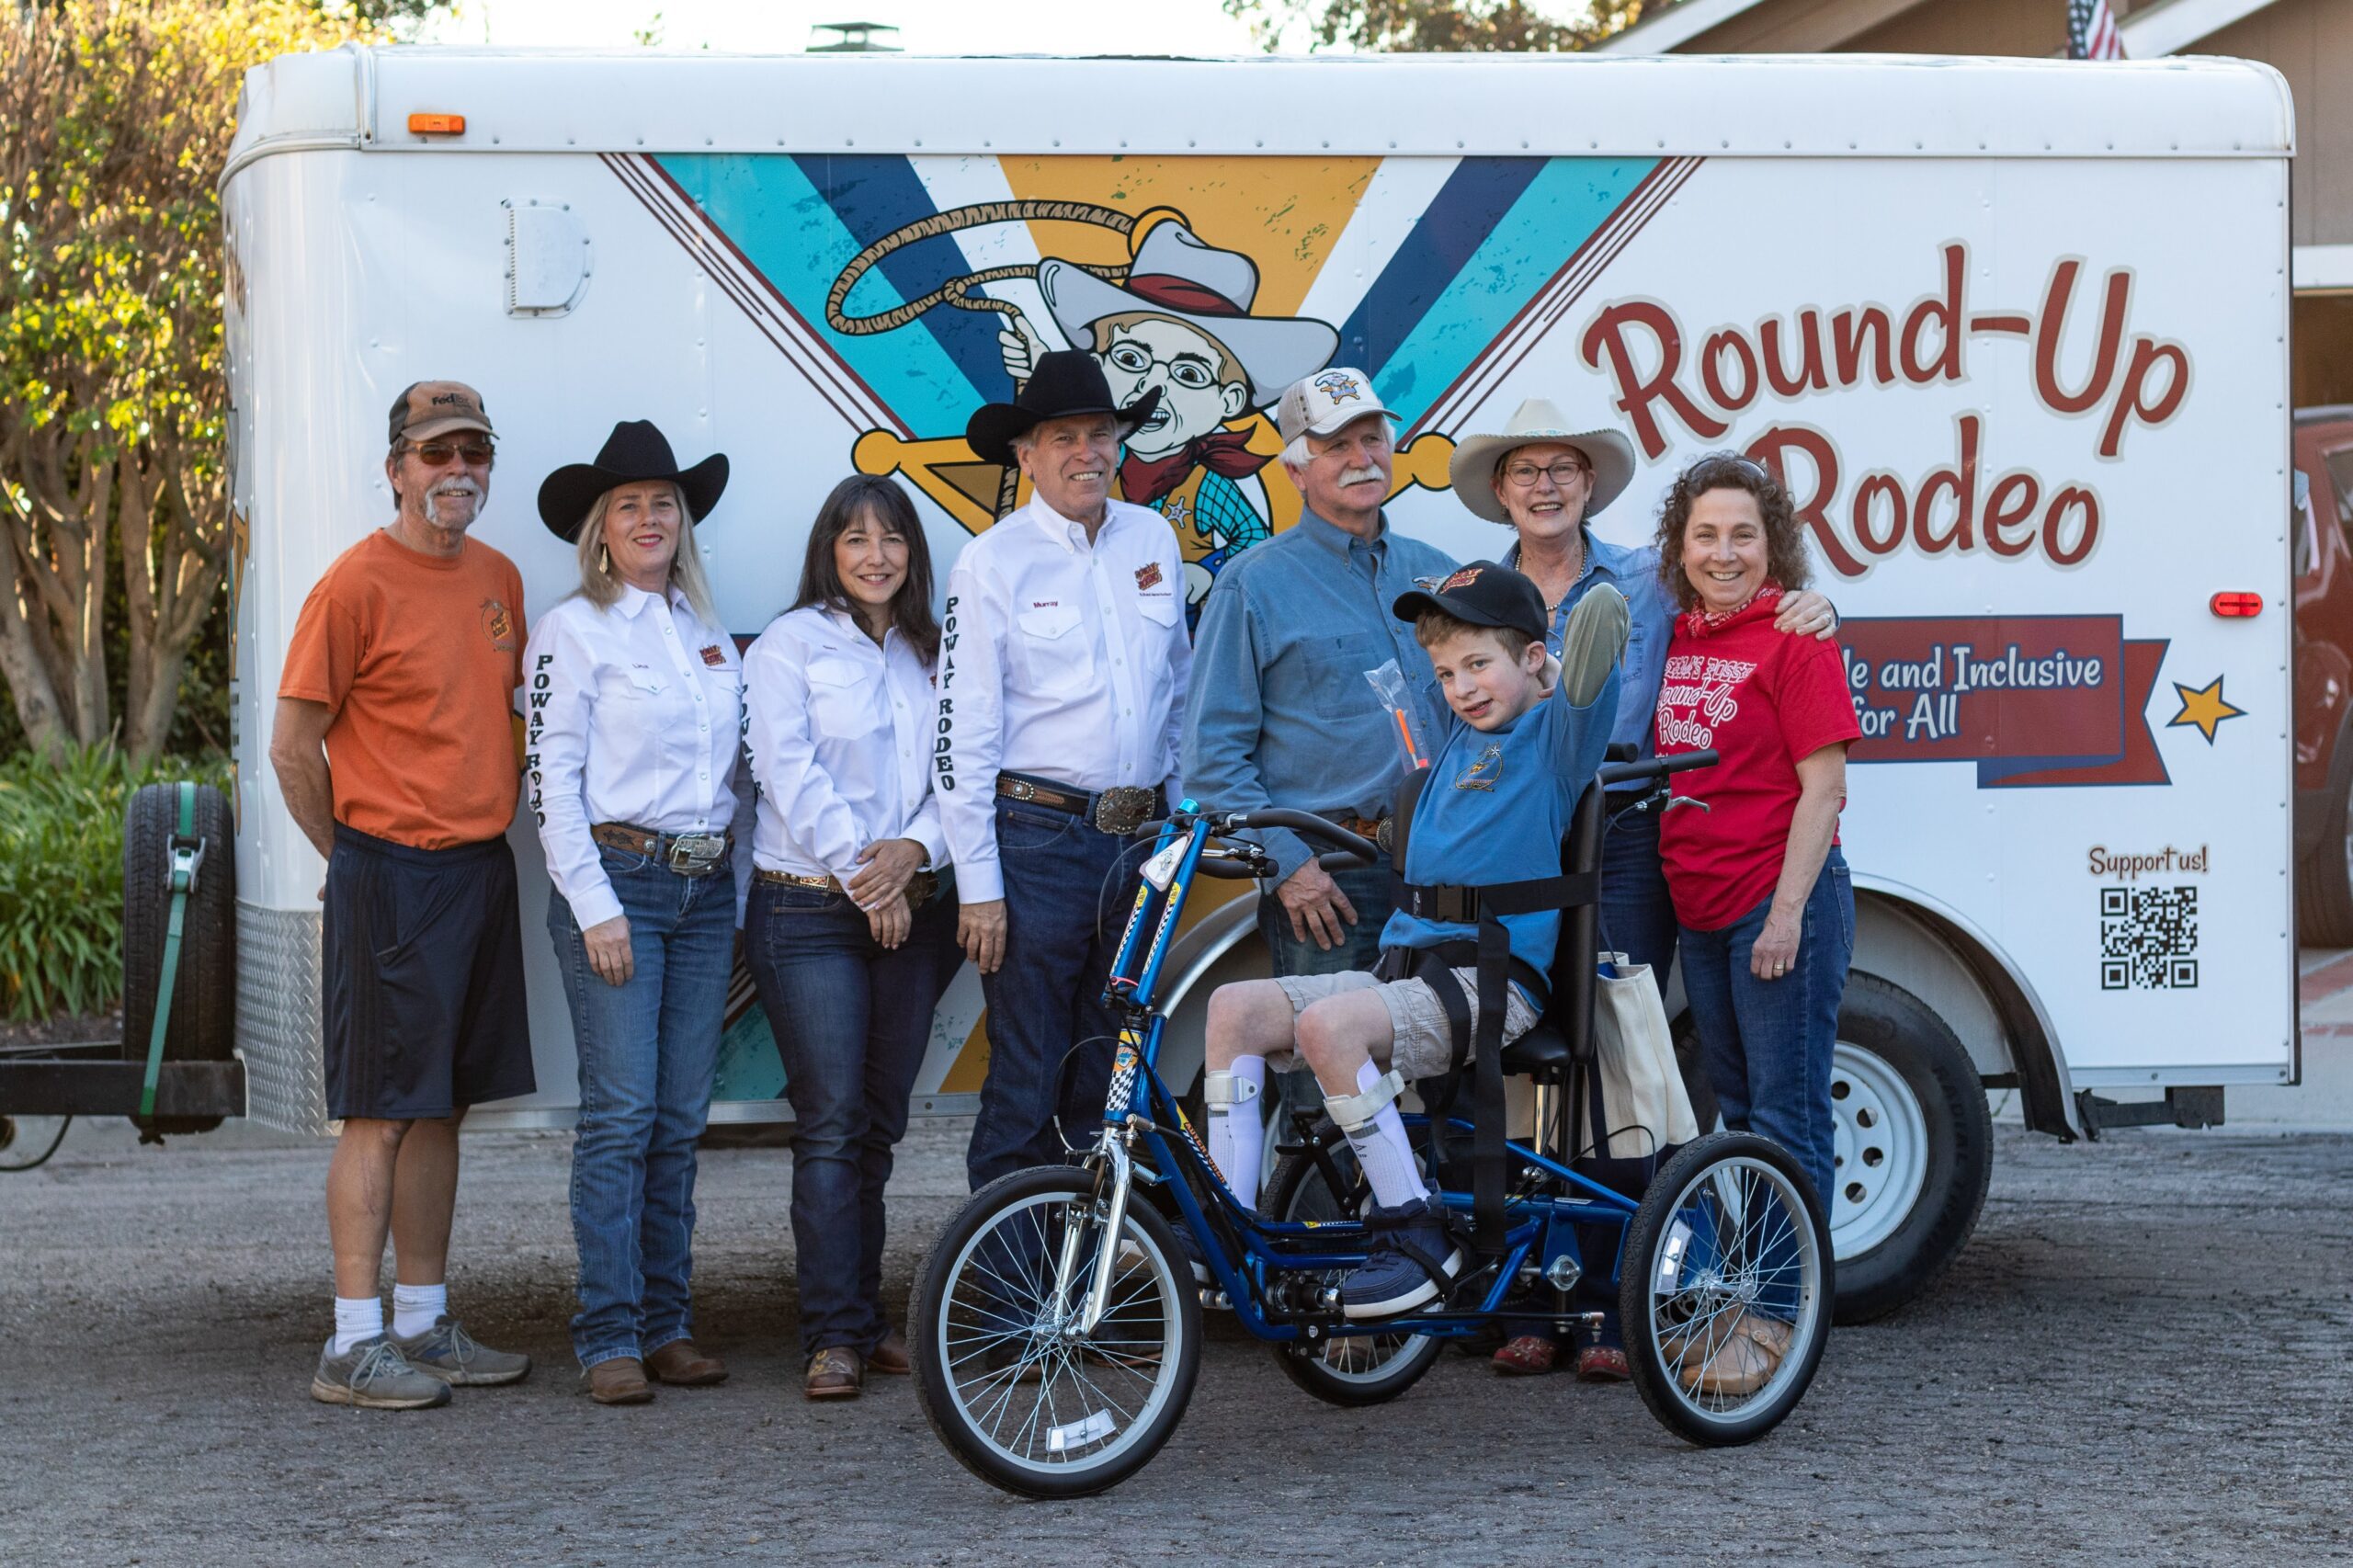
[0,745,228,1021]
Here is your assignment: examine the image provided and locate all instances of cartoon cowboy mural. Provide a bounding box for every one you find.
[998,210,1339,623]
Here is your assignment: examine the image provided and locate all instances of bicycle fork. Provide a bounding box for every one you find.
[1051,1131,1135,1341]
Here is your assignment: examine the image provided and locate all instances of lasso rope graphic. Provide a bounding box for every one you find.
[824,200,1145,517]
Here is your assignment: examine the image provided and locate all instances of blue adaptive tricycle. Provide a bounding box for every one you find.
[912,755,1832,1498]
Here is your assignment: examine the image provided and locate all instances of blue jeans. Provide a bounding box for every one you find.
[1677,847,1854,1209]
[1598,797,1678,987]
[745,879,961,1357]
[1256,857,1393,1136]
[549,847,735,1369]
[968,796,1145,1191]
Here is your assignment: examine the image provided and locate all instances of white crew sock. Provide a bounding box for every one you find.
[391,1281,447,1340]
[1336,1060,1428,1210]
[1205,1055,1268,1210]
[332,1295,383,1355]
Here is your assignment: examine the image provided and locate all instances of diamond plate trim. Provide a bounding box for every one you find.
[236,901,332,1135]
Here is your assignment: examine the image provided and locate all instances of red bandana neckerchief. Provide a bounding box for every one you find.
[1118,429,1268,508]
[1680,581,1783,640]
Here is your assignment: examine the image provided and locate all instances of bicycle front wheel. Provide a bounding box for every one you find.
[911,1165,1202,1498]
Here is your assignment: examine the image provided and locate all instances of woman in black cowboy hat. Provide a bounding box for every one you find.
[522,419,747,1405]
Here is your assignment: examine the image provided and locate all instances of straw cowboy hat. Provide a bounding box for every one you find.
[537,420,730,541]
[1039,210,1340,408]
[1447,399,1638,525]
[965,349,1163,469]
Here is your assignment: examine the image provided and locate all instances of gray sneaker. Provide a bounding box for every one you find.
[311,1336,452,1410]
[390,1315,531,1387]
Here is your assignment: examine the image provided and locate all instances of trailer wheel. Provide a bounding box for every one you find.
[1826,974,1990,1324]
[121,782,236,1134]
[2296,752,2353,946]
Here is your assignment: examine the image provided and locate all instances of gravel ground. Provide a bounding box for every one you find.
[4,1115,2351,1566]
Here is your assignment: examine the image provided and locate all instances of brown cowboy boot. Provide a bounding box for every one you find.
[586,1357,654,1405]
[646,1340,728,1386]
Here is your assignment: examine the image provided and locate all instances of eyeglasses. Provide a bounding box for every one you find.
[404,439,495,467]
[1104,342,1222,392]
[1502,459,1590,488]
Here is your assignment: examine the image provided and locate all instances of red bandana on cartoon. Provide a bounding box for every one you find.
[1118,430,1268,508]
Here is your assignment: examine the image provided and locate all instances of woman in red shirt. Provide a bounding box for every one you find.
[1651,454,1859,1392]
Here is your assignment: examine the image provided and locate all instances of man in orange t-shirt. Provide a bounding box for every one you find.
[270,381,535,1409]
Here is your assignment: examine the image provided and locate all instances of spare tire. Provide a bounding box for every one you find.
[121,782,236,1132]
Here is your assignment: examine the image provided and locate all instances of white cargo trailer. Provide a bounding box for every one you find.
[181,44,2299,1318]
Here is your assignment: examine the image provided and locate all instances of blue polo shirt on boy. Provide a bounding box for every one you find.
[1380,663,1621,981]
[1506,530,1675,763]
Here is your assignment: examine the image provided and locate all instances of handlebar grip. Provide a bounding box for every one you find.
[1193,855,1262,880]
[1596,749,1720,788]
[1233,807,1380,869]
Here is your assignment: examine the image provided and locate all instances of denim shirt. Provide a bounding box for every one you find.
[1183,508,1457,882]
[1507,530,1677,763]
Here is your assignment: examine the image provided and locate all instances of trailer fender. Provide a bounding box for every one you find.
[1853,876,2082,1142]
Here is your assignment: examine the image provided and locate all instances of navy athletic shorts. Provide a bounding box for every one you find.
[322,824,535,1120]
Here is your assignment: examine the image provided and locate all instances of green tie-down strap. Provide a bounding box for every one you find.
[137,782,199,1121]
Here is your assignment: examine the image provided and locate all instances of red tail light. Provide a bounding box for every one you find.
[2209,592,2263,618]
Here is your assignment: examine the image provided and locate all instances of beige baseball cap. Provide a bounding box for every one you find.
[388,381,494,445]
[1276,366,1401,445]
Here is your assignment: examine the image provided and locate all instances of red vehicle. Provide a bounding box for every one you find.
[2294,406,2353,943]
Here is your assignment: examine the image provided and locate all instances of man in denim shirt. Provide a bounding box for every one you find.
[1184,369,1456,1087]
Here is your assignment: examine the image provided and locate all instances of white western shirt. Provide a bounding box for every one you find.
[934,495,1190,903]
[522,585,750,931]
[743,604,947,882]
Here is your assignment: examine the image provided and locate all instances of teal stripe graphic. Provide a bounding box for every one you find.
[655,153,980,432]
[1374,157,1656,428]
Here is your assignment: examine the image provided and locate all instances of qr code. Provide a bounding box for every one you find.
[2099,885,2199,990]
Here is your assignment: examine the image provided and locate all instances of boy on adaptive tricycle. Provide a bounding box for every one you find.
[1199,562,1626,1319]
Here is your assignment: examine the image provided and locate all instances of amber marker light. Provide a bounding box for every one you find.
[2209,592,2264,619]
[408,113,467,135]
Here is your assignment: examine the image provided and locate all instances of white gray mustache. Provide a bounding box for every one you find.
[1338,466,1385,486]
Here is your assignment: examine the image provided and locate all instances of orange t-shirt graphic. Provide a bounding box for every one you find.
[279,528,527,849]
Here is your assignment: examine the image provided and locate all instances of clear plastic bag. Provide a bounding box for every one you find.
[1365,660,1432,771]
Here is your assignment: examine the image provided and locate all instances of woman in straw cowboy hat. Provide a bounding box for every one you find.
[523,419,746,1405]
[1447,400,1837,1381]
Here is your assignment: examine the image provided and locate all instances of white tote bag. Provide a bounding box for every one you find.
[1574,952,1702,1162]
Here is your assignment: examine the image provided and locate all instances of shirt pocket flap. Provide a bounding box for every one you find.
[806,657,863,690]
[1136,591,1180,628]
[1017,604,1082,642]
[624,666,665,695]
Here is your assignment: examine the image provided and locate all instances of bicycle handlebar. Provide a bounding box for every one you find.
[1596,749,1719,790]
[1224,807,1379,870]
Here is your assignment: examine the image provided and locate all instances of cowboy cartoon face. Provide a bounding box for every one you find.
[1091,313,1254,460]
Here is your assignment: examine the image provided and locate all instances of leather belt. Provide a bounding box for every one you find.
[755,867,943,906]
[591,822,732,877]
[995,772,1161,836]
[1336,813,1385,845]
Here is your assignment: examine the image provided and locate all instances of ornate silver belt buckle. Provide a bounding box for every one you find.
[667,833,725,874]
[1092,787,1154,837]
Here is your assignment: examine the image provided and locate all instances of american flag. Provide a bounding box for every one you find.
[2068,0,2126,60]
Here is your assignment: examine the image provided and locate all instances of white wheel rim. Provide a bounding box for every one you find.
[933,1188,1185,1479]
[1828,1040,1929,1259]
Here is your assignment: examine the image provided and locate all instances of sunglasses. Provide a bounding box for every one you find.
[1684,454,1770,486]
[404,439,495,467]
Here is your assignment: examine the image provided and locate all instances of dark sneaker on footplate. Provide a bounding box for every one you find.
[1337,1199,1464,1321]
[391,1315,531,1386]
[311,1336,451,1410]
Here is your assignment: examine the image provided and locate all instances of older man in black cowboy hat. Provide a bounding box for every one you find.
[937,350,1190,1191]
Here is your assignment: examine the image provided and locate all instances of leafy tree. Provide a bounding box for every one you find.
[1224,0,1655,52]
[0,0,373,765]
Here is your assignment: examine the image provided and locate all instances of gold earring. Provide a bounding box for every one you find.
[597,543,610,574]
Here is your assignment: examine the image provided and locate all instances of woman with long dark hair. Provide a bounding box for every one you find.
[741,473,960,1400]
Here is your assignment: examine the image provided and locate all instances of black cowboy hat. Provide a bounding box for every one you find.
[537,419,730,541]
[965,350,1163,469]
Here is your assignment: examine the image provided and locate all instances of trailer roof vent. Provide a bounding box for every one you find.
[503,199,591,319]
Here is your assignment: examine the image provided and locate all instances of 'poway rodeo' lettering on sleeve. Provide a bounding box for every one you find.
[934,555,1011,903]
[520,613,623,931]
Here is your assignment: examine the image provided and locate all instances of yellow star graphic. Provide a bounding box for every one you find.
[2166,676,2245,744]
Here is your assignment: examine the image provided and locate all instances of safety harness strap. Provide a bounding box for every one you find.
[1201,1069,1262,1109]
[1389,869,1600,924]
[1469,915,1512,1253]
[137,783,200,1122]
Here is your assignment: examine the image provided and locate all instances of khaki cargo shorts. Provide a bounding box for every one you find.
[1269,966,1542,1084]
